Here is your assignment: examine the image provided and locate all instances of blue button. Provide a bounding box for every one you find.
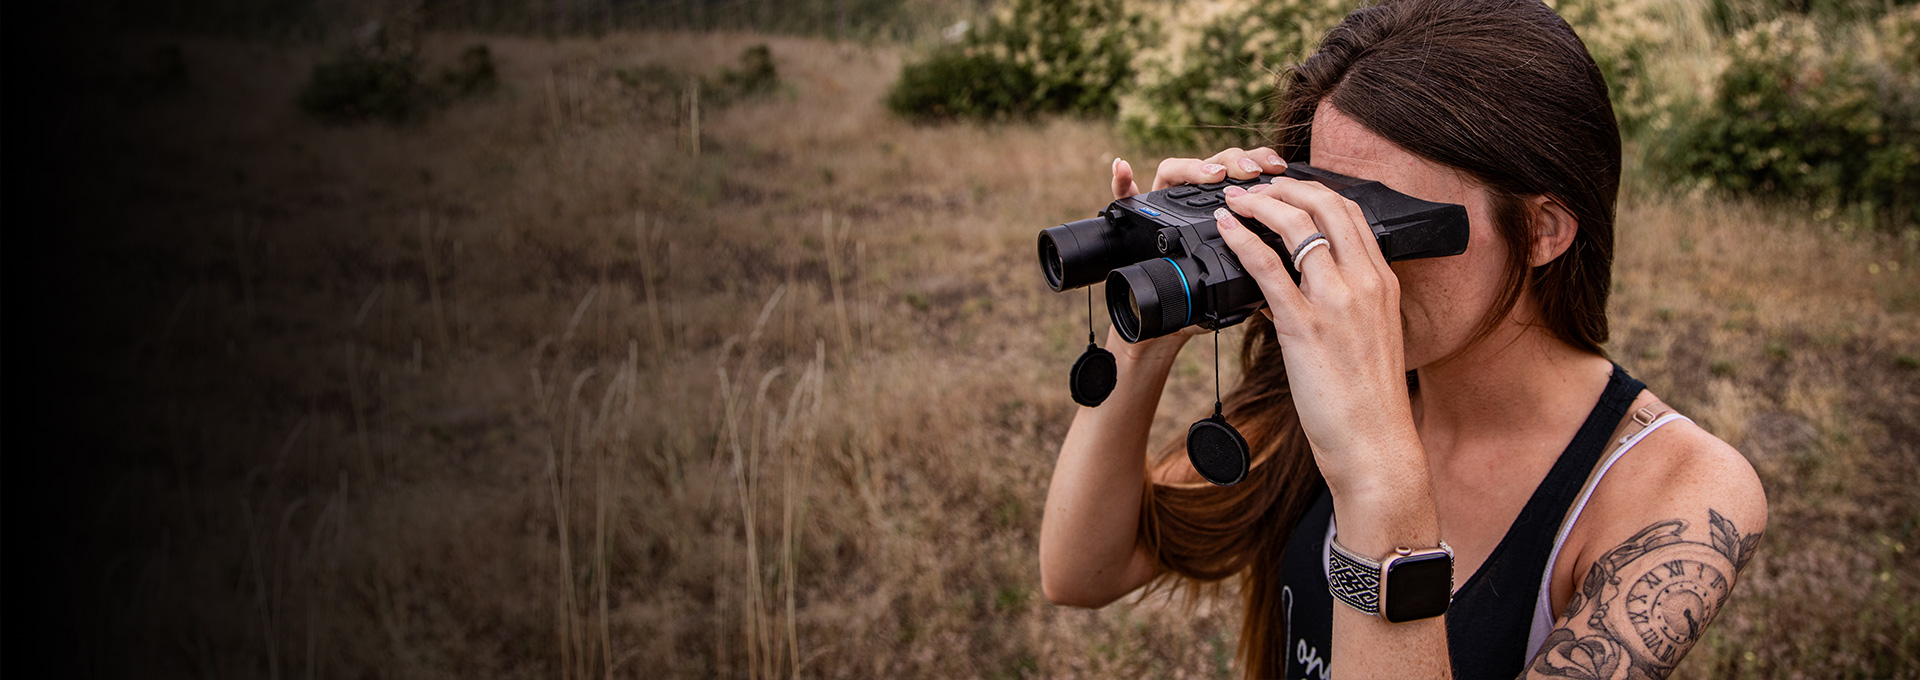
[1139,207,1162,217]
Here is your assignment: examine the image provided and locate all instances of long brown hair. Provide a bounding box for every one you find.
[1136,0,1622,676]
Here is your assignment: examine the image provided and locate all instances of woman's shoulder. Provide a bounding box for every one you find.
[1572,388,1770,571]
[1528,390,1770,678]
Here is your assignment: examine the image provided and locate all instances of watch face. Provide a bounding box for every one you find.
[1382,552,1453,623]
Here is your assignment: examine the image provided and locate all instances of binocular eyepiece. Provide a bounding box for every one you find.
[1038,163,1471,342]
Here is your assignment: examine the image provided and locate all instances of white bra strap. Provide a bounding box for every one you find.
[1524,412,1693,662]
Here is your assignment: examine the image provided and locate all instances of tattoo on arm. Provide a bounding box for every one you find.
[1526,509,1763,680]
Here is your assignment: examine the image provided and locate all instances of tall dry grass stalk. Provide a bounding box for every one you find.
[715,287,827,679]
[421,211,454,356]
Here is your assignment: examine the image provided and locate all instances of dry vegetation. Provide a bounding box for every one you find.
[76,28,1918,679]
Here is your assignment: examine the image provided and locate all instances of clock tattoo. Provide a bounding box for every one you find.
[1623,557,1726,663]
[1528,509,1762,680]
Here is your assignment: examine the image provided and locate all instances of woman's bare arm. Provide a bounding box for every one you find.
[1038,325,1184,607]
[1038,150,1288,608]
[1523,423,1768,679]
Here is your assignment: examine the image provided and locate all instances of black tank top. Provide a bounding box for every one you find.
[1275,365,1645,680]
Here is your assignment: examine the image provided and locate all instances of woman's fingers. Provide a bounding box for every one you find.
[1148,149,1288,191]
[1205,147,1262,181]
[1204,147,1287,181]
[1219,146,1288,178]
[1152,157,1229,191]
[1262,177,1388,273]
[1249,147,1288,173]
[1222,185,1341,282]
[1111,158,1140,200]
[1250,177,1403,318]
[1211,207,1309,324]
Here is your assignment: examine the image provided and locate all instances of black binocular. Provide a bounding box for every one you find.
[1038,163,1471,342]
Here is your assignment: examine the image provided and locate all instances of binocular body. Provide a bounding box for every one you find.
[1038,163,1471,342]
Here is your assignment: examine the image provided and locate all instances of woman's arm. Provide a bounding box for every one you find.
[1216,174,1451,676]
[1523,423,1768,679]
[1038,324,1185,607]
[1039,150,1288,608]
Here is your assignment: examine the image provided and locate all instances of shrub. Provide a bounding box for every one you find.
[886,0,1154,120]
[613,63,685,95]
[1547,0,1679,136]
[299,36,501,125]
[1651,7,1920,228]
[1703,0,1917,35]
[715,44,778,98]
[886,49,1039,119]
[1117,0,1359,149]
[698,44,781,107]
[299,42,432,124]
[440,44,499,97]
[616,45,781,104]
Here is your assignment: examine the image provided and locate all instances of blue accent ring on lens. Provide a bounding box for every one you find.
[1161,257,1192,327]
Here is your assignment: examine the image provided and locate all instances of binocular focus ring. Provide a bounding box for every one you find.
[1144,258,1191,331]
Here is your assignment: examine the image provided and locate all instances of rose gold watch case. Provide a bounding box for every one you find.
[1376,544,1455,623]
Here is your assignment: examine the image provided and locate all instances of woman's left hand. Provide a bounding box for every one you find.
[1214,178,1424,499]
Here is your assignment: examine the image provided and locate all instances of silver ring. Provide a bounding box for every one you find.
[1291,233,1330,270]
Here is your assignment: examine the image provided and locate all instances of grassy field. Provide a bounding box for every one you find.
[70,28,1920,678]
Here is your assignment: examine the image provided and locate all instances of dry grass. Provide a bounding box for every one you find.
[77,28,1918,679]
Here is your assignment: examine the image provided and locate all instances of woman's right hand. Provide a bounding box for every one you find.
[1105,148,1289,364]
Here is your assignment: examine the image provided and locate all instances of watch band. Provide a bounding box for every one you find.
[1327,537,1386,615]
[1327,535,1453,619]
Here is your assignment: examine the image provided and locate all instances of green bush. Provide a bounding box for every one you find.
[1652,7,1920,227]
[440,44,499,97]
[299,43,432,124]
[886,49,1039,119]
[1548,0,1678,136]
[716,44,779,98]
[1118,0,1359,149]
[615,44,782,109]
[886,0,1153,120]
[1704,0,1919,35]
[298,38,500,125]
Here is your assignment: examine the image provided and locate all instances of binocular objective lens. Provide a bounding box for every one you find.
[1106,257,1190,343]
[1040,237,1064,290]
[1127,288,1143,331]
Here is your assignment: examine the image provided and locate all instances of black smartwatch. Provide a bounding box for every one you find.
[1327,535,1454,623]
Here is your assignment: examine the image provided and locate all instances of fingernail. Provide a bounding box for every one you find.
[1267,155,1285,167]
[1239,158,1261,174]
[1201,164,1227,176]
[1214,207,1237,229]
[1223,185,1247,197]
[1113,157,1125,173]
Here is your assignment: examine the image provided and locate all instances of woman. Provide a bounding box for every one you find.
[1037,0,1768,678]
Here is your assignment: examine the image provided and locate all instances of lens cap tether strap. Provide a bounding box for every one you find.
[1187,331,1250,485]
[1069,286,1117,407]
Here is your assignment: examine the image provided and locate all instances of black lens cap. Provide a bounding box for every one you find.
[1186,413,1250,485]
[1069,343,1117,407]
